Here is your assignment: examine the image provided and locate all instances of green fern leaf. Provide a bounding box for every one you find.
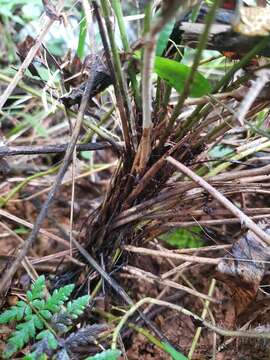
[22,355,35,360]
[17,318,36,338]
[3,342,18,359]
[17,301,30,321]
[66,295,90,319]
[24,306,33,320]
[28,276,46,301]
[33,315,45,330]
[36,330,58,350]
[45,284,74,312]
[4,327,29,358]
[84,349,121,360]
[0,301,30,324]
[10,330,28,348]
[4,316,39,357]
[39,309,52,320]
[0,307,20,324]
[32,299,45,310]
[26,290,33,302]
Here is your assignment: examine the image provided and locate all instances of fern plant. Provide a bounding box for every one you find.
[0,275,90,359]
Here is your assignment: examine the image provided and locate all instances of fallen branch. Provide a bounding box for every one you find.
[0,142,114,157]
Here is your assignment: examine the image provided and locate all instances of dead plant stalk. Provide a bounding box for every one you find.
[111,297,270,351]
[167,156,270,246]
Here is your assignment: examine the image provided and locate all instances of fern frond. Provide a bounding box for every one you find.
[16,317,37,339]
[0,276,89,359]
[3,317,37,358]
[39,309,53,321]
[36,330,58,350]
[32,299,46,310]
[66,295,90,319]
[0,301,29,324]
[27,276,46,301]
[45,284,74,312]
[64,324,107,351]
[84,349,121,360]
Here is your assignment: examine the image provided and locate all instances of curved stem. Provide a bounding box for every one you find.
[112,297,270,350]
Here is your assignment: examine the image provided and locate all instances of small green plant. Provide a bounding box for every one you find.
[160,227,203,249]
[0,275,90,359]
[85,349,122,360]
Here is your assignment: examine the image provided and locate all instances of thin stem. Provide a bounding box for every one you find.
[142,36,156,131]
[110,0,140,111]
[81,106,115,144]
[182,35,270,133]
[0,0,65,111]
[94,308,171,356]
[188,279,216,359]
[111,297,270,350]
[0,64,95,293]
[0,72,117,144]
[71,236,167,343]
[0,165,59,207]
[161,0,220,144]
[99,0,136,151]
[207,139,270,177]
[0,142,113,157]
[167,156,270,246]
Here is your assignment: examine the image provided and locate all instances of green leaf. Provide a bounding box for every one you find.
[84,349,121,360]
[77,14,87,59]
[154,57,212,98]
[36,330,58,350]
[81,151,92,160]
[162,342,188,360]
[21,3,41,20]
[4,318,37,358]
[0,307,17,324]
[23,111,48,138]
[32,299,45,310]
[30,276,46,300]
[33,315,44,330]
[26,290,33,302]
[160,228,203,249]
[0,306,21,324]
[208,145,233,158]
[24,305,33,318]
[17,301,30,321]
[3,342,18,359]
[23,352,47,360]
[14,226,29,235]
[66,295,90,319]
[39,309,53,320]
[23,355,36,360]
[17,318,36,338]
[0,301,30,324]
[156,20,175,56]
[45,284,74,312]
